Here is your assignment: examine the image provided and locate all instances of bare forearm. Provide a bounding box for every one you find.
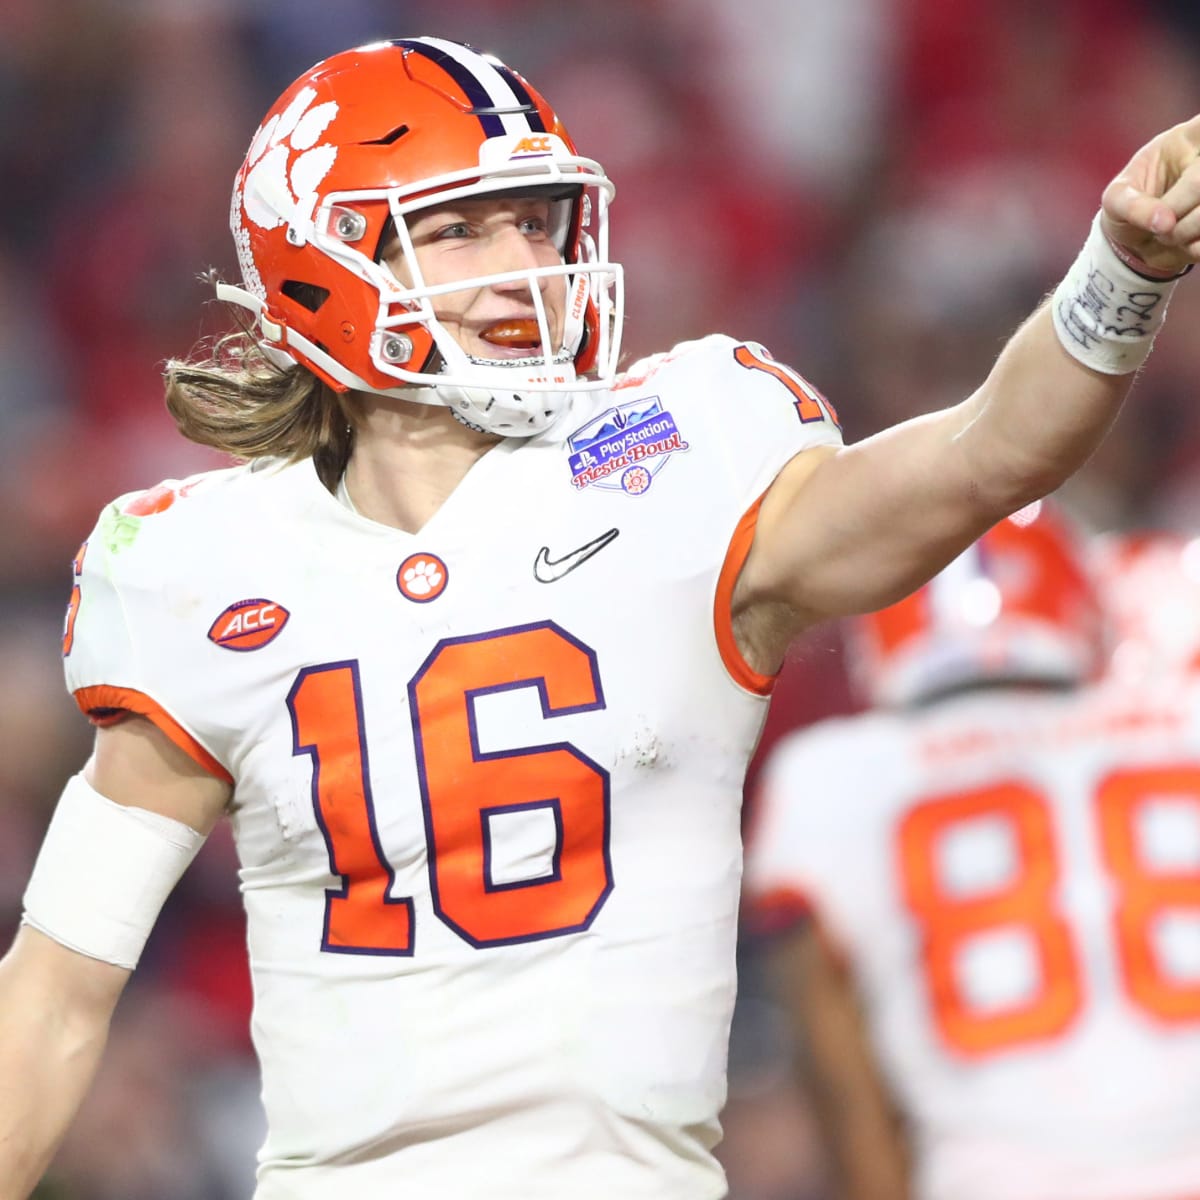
[953,114,1200,515]
[0,932,125,1199]
[0,1033,106,1198]
[954,302,1132,514]
[804,1020,911,1200]
[750,301,1133,628]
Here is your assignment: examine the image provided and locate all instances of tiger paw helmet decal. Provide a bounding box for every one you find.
[234,87,340,300]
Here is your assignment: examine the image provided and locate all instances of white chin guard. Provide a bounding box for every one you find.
[431,351,577,436]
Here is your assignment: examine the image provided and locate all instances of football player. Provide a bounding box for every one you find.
[3,35,1200,1200]
[1093,527,1200,684]
[746,502,1200,1199]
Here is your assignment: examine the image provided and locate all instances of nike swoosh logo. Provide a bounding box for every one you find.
[533,528,620,584]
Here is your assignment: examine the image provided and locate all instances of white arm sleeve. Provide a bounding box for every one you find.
[21,773,207,970]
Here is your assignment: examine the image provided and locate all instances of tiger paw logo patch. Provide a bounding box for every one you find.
[398,553,448,603]
[208,599,290,651]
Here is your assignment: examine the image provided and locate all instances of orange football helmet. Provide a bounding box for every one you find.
[220,37,623,435]
[1092,530,1200,682]
[846,500,1106,707]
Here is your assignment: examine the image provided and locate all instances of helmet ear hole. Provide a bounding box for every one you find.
[280,281,331,313]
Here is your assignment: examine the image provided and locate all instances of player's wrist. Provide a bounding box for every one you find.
[1051,210,1187,375]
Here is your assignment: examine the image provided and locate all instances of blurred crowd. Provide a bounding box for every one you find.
[5,2,1200,1197]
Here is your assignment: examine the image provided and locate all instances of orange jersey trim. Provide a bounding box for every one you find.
[714,496,776,695]
[73,684,234,785]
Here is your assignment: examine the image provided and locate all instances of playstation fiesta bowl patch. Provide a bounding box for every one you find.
[566,397,689,495]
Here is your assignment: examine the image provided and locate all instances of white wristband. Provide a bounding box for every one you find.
[1051,211,1183,375]
[21,773,206,970]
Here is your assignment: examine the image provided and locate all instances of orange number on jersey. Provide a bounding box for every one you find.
[733,343,839,426]
[62,542,88,657]
[1098,765,1200,1023]
[409,622,611,947]
[289,662,415,955]
[288,623,610,955]
[898,783,1082,1056]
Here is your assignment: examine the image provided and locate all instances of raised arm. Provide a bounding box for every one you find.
[0,718,230,1199]
[735,116,1200,669]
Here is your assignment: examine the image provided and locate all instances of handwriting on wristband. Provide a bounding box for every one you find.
[1057,266,1165,351]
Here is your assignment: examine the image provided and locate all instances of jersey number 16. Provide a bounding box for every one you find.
[287,621,613,955]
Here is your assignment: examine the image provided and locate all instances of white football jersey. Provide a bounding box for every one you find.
[746,679,1200,1200]
[62,335,841,1199]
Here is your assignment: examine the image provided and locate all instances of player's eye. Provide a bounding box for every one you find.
[518,204,557,240]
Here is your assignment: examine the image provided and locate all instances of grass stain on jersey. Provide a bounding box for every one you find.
[98,504,144,555]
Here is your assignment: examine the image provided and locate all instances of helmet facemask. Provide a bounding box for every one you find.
[356,176,623,435]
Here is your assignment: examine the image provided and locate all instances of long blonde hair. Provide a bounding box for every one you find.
[164,328,358,491]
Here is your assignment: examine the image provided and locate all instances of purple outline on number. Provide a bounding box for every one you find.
[407,620,612,949]
[481,798,565,894]
[288,659,415,957]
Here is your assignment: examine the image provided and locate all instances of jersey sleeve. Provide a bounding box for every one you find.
[623,335,844,694]
[635,333,844,504]
[62,489,233,782]
[721,335,843,491]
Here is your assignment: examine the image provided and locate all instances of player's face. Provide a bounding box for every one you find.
[385,196,568,362]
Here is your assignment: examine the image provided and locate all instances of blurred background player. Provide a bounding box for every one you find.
[1092,527,1200,686]
[744,501,1200,1200]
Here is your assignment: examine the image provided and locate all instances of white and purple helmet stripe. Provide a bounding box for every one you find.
[391,37,547,140]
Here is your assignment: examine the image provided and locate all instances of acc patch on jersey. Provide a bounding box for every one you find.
[208,599,290,651]
[566,396,689,495]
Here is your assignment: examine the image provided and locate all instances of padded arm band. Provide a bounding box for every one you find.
[21,773,207,970]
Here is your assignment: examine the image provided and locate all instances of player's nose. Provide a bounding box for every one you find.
[487,225,551,292]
